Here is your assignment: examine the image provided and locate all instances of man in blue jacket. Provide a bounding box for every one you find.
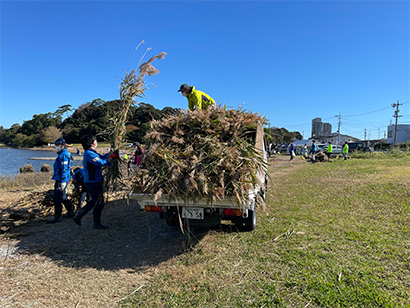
[73,135,117,229]
[47,138,73,224]
[289,141,295,161]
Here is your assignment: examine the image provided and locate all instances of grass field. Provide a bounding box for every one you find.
[120,153,410,308]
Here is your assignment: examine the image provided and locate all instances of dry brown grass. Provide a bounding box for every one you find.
[0,195,187,307]
[0,163,186,307]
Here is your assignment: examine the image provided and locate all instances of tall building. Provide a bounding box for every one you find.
[322,123,332,135]
[311,118,322,137]
[311,117,332,138]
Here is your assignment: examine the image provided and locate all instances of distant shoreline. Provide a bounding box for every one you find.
[0,144,112,154]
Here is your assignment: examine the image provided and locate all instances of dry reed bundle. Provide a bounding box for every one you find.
[132,105,267,206]
[1,190,54,233]
[104,42,166,192]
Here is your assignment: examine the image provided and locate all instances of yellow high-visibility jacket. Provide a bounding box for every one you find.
[343,144,349,153]
[187,86,215,111]
[326,144,333,153]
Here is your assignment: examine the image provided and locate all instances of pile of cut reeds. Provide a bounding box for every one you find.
[0,190,54,233]
[132,105,267,206]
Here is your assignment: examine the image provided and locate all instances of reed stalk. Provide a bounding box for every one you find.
[104,42,166,193]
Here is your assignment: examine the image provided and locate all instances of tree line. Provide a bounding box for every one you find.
[0,99,180,147]
[264,127,303,145]
[0,99,302,148]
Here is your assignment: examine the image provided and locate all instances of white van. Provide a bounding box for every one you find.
[320,145,342,154]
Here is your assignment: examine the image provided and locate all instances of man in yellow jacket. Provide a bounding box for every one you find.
[326,142,333,161]
[178,84,215,111]
[343,142,349,160]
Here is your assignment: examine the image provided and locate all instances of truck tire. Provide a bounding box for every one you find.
[164,207,179,226]
[243,209,256,231]
[165,216,179,226]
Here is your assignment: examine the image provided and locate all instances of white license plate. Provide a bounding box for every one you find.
[182,207,204,219]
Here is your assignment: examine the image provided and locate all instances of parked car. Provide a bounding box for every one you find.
[347,142,373,153]
[319,145,342,154]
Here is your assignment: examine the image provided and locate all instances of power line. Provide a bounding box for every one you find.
[269,100,409,136]
[344,105,390,117]
[343,100,409,118]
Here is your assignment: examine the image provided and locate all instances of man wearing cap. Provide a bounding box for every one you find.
[47,138,74,223]
[178,83,215,111]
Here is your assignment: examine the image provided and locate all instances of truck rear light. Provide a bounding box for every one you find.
[224,208,242,216]
[145,205,162,212]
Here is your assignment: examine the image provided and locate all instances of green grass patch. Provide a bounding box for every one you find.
[351,148,410,159]
[119,157,410,308]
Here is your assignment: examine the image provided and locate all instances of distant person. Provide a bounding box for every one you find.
[123,151,128,160]
[268,143,272,158]
[76,148,80,155]
[289,142,295,161]
[302,144,308,158]
[343,142,349,160]
[178,83,215,111]
[71,167,89,211]
[133,142,145,167]
[73,135,118,229]
[309,140,317,163]
[326,142,333,161]
[47,138,74,224]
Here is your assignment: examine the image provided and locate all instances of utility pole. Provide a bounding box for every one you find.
[334,113,342,145]
[378,128,380,140]
[364,129,367,141]
[392,100,402,146]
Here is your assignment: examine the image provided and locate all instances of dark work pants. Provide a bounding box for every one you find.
[53,181,64,218]
[83,182,104,224]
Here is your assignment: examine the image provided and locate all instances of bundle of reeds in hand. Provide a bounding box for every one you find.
[132,105,267,206]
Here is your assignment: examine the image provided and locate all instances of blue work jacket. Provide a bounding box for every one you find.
[52,148,72,182]
[83,149,111,183]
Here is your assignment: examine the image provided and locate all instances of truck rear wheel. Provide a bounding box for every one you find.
[165,216,179,226]
[164,207,179,226]
[235,209,256,231]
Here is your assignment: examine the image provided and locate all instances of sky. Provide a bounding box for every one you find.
[1,0,409,141]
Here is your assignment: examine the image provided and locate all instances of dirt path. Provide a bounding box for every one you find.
[0,195,186,307]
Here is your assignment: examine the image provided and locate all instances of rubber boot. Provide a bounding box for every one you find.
[62,200,75,218]
[93,217,108,229]
[73,208,87,226]
[47,208,62,224]
[46,216,62,224]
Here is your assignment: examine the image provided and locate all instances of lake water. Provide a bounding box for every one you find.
[0,148,83,176]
